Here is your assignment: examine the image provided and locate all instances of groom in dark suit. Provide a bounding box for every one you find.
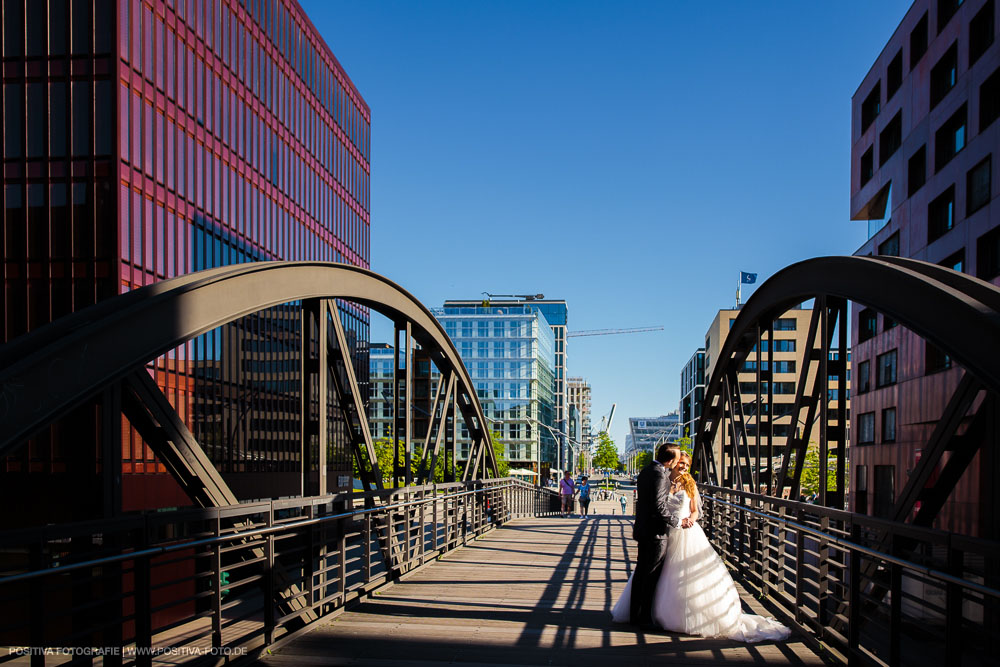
[630,443,680,627]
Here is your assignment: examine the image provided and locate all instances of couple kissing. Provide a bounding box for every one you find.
[610,445,792,643]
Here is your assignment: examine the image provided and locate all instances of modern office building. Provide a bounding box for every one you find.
[1,0,371,519]
[627,413,682,454]
[434,302,557,474]
[849,0,998,535]
[566,375,593,448]
[680,349,705,442]
[369,343,395,440]
[704,307,851,494]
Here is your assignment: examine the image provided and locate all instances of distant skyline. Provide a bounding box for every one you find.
[301,0,914,452]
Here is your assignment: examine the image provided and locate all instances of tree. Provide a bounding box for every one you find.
[592,432,620,471]
[635,450,653,470]
[795,442,839,497]
[490,430,510,478]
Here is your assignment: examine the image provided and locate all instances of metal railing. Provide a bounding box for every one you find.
[0,478,559,665]
[699,484,1000,666]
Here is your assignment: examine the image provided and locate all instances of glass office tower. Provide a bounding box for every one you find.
[434,303,557,474]
[1,0,371,518]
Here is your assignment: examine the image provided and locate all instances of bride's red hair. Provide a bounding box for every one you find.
[678,453,697,499]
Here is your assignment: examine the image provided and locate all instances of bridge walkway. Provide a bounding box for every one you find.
[253,504,827,666]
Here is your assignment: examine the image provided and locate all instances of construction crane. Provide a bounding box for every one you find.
[567,326,663,338]
[598,403,616,434]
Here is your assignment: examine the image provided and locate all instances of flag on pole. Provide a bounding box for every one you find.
[740,271,758,285]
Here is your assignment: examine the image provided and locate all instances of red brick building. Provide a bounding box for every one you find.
[850,0,999,536]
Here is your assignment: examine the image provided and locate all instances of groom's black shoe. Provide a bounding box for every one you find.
[637,622,659,633]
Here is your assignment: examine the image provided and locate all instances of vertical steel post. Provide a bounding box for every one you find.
[836,298,848,504]
[404,322,413,485]
[393,325,403,486]
[212,514,223,649]
[318,301,329,495]
[945,544,963,667]
[818,296,830,507]
[848,524,862,666]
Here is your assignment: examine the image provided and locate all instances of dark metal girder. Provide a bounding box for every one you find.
[0,262,498,479]
[121,370,238,508]
[694,256,1000,488]
[889,371,982,525]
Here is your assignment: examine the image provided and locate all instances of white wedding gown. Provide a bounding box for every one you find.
[611,488,791,642]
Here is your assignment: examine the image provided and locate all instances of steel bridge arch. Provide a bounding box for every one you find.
[694,255,1000,525]
[0,261,500,504]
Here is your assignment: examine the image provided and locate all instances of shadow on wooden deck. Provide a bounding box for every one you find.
[250,515,829,666]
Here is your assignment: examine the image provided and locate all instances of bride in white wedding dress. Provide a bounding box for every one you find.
[611,453,791,643]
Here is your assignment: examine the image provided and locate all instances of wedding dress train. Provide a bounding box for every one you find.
[611,489,791,643]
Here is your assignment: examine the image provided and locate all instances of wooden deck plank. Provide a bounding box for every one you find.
[251,514,828,666]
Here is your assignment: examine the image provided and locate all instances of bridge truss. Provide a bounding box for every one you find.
[0,262,500,517]
[694,255,1000,529]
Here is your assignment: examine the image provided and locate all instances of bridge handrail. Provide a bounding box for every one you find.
[700,488,1000,600]
[0,478,554,587]
[699,485,1000,664]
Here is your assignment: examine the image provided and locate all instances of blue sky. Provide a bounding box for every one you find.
[301,0,913,452]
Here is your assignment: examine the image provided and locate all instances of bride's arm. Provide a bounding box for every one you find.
[682,489,700,528]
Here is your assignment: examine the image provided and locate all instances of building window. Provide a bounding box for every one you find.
[978,226,1000,279]
[859,412,876,444]
[773,339,796,352]
[938,0,963,33]
[967,155,992,215]
[879,112,902,166]
[930,42,959,108]
[860,145,874,186]
[928,185,956,242]
[774,318,796,331]
[878,231,900,257]
[935,105,967,171]
[773,360,796,374]
[908,145,927,196]
[857,360,871,394]
[983,67,1000,132]
[883,315,898,331]
[940,248,964,272]
[911,12,929,68]
[887,49,903,100]
[970,0,995,65]
[876,349,898,387]
[859,308,877,342]
[873,465,895,518]
[926,341,952,373]
[861,82,881,132]
[882,407,897,443]
[856,465,869,514]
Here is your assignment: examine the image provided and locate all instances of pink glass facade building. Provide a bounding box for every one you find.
[850,0,998,536]
[2,0,371,518]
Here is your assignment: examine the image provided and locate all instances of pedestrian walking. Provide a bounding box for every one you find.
[559,471,575,517]
[578,476,592,517]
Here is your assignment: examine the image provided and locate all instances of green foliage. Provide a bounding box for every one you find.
[352,437,444,484]
[592,431,620,471]
[796,443,839,497]
[351,434,511,484]
[490,430,510,478]
[636,450,653,469]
